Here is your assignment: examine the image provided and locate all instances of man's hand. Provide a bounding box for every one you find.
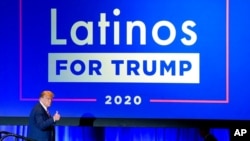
[53,111,61,122]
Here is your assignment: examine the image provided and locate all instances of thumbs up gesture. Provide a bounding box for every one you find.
[53,111,61,122]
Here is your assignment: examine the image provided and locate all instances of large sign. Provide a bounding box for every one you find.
[3,0,242,120]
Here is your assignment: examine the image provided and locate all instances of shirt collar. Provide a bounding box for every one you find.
[39,100,47,111]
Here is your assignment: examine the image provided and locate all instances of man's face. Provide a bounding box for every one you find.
[41,96,53,108]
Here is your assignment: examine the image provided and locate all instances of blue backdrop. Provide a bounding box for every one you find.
[1,0,250,125]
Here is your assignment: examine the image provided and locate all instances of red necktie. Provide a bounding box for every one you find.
[46,110,50,117]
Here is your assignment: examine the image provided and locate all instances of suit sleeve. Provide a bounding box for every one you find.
[34,107,55,130]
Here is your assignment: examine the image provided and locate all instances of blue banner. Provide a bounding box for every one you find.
[1,0,249,120]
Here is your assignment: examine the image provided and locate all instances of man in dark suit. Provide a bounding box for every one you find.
[27,90,61,141]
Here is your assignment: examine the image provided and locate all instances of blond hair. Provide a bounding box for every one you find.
[40,90,54,98]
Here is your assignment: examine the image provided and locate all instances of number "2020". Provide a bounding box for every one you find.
[105,95,142,105]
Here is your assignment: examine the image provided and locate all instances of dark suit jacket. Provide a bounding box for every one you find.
[27,102,56,141]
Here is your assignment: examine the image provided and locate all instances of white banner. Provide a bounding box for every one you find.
[48,53,199,83]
